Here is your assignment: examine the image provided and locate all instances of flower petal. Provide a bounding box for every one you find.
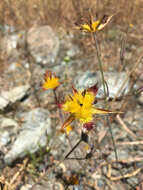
[92,107,122,114]
[61,114,75,131]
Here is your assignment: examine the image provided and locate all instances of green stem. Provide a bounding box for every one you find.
[93,33,107,100]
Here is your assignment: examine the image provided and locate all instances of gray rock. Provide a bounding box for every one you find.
[20,184,32,190]
[127,176,138,186]
[103,71,130,98]
[4,108,51,164]
[0,131,10,146]
[138,91,143,104]
[74,71,99,90]
[74,185,83,190]
[1,31,25,56]
[0,54,31,110]
[30,180,64,190]
[74,71,130,98]
[0,85,30,110]
[0,117,18,129]
[0,24,16,34]
[0,117,19,152]
[108,149,130,160]
[27,25,60,65]
[97,179,106,188]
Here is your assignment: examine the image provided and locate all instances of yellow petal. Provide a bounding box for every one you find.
[92,107,122,115]
[92,20,100,31]
[81,24,92,32]
[42,71,60,90]
[61,115,75,131]
[66,125,73,135]
[97,15,113,31]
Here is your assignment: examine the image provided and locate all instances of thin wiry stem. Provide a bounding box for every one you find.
[107,117,118,162]
[53,89,64,123]
[64,132,88,160]
[92,32,130,186]
[92,32,119,162]
[92,33,107,100]
[64,139,82,160]
[92,33,118,159]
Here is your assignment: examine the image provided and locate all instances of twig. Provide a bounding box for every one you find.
[0,158,29,190]
[116,114,136,138]
[107,164,141,181]
[10,158,29,185]
[117,141,143,146]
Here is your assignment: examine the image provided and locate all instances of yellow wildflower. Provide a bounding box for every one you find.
[63,91,95,123]
[129,23,133,28]
[80,20,101,33]
[77,14,113,33]
[42,70,60,90]
[61,89,116,130]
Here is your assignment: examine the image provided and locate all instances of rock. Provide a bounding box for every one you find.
[124,106,143,131]
[74,71,99,91]
[0,58,31,110]
[27,25,60,65]
[30,180,64,190]
[0,117,19,152]
[20,184,32,190]
[0,85,30,110]
[138,91,143,105]
[0,131,10,146]
[108,149,130,160]
[0,24,16,34]
[2,31,25,56]
[74,186,83,190]
[74,71,130,98]
[97,179,106,188]
[0,117,18,129]
[4,108,51,165]
[103,72,130,98]
[127,176,138,186]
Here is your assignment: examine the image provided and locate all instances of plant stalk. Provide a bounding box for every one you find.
[92,33,107,100]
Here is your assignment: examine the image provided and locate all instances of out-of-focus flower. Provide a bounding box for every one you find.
[79,20,100,32]
[76,14,113,33]
[61,87,116,130]
[65,174,79,185]
[42,70,60,90]
[84,143,90,151]
[129,23,133,28]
